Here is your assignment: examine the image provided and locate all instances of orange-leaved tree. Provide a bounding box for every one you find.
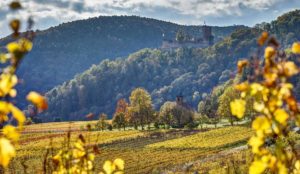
[112,98,128,130]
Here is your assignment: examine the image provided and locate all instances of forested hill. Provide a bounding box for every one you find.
[43,29,260,121]
[42,10,300,121]
[0,16,244,109]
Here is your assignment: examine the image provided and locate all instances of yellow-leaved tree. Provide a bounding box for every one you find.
[231,31,300,174]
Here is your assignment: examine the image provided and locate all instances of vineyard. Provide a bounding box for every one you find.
[5,122,254,173]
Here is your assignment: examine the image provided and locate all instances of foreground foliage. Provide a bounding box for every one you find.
[231,32,300,173]
[0,1,47,168]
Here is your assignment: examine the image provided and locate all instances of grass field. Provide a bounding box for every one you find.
[7,121,254,174]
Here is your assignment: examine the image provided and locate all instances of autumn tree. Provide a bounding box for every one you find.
[96,113,108,131]
[125,106,139,129]
[198,81,234,127]
[159,101,194,128]
[115,98,128,113]
[197,101,205,116]
[217,86,240,126]
[172,104,194,128]
[113,113,126,130]
[128,88,154,130]
[217,82,256,126]
[159,101,175,129]
[112,98,128,130]
[195,113,209,130]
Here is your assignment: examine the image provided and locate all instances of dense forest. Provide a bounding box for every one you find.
[0,16,244,109]
[40,10,300,121]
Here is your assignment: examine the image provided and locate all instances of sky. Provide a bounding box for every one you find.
[0,0,300,38]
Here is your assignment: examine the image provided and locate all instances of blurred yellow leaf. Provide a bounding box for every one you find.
[249,160,267,174]
[0,54,8,63]
[278,83,293,99]
[230,99,246,119]
[264,46,276,60]
[88,153,95,161]
[9,104,25,126]
[7,42,20,54]
[72,148,85,158]
[52,151,62,164]
[248,136,264,154]
[3,125,19,141]
[250,83,264,95]
[237,59,248,73]
[114,172,124,174]
[103,160,115,174]
[252,116,270,132]
[264,72,277,86]
[295,160,300,171]
[277,161,288,174]
[283,61,298,77]
[0,138,15,168]
[113,158,124,170]
[253,102,265,112]
[0,102,10,117]
[258,32,268,46]
[0,74,18,97]
[292,42,300,54]
[7,39,32,57]
[19,38,33,52]
[9,89,17,98]
[26,91,48,111]
[235,82,249,92]
[274,109,289,124]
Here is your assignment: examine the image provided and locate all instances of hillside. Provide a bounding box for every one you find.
[42,10,300,121]
[43,29,260,120]
[0,16,244,109]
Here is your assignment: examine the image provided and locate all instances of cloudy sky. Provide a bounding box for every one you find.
[0,0,300,37]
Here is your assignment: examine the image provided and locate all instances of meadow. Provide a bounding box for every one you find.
[7,122,255,174]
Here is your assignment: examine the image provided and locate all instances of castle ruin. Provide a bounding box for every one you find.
[161,25,214,50]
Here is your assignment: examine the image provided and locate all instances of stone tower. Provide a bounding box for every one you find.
[202,23,214,45]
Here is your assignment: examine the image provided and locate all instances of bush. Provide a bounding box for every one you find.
[107,124,113,131]
[184,122,199,130]
[154,122,160,129]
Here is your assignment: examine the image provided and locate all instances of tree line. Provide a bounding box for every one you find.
[95,78,255,131]
[93,87,196,131]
